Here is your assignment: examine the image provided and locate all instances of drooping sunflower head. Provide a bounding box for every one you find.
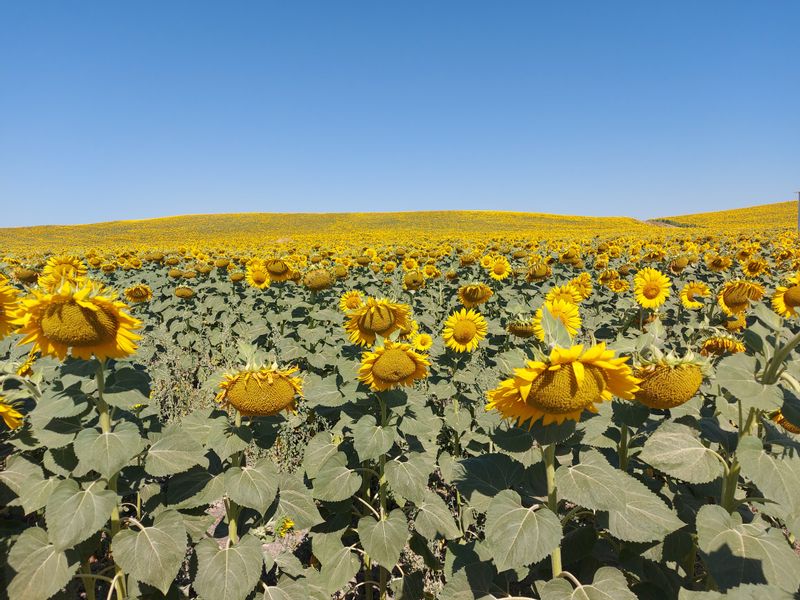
[175,286,195,299]
[458,283,493,308]
[358,340,429,391]
[339,290,364,313]
[525,261,552,282]
[633,350,707,410]
[443,308,488,352]
[532,299,581,342]
[507,317,537,339]
[14,279,142,361]
[567,273,593,301]
[13,267,39,285]
[770,410,800,435]
[345,297,412,346]
[265,258,293,282]
[303,269,332,291]
[124,284,153,304]
[772,283,800,319]
[486,343,639,427]
[633,267,671,309]
[0,277,21,338]
[216,364,303,417]
[680,281,710,310]
[741,257,768,278]
[717,280,764,316]
[700,334,745,357]
[38,255,88,291]
[403,270,426,291]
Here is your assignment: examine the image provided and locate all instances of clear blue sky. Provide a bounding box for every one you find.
[1,1,798,227]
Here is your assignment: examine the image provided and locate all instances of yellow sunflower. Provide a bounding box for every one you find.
[772,283,800,318]
[265,258,293,282]
[0,278,21,338]
[457,283,493,308]
[124,284,153,304]
[771,410,800,435]
[680,281,710,310]
[486,343,639,426]
[700,335,745,357]
[608,279,630,294]
[411,332,433,352]
[443,308,488,352]
[526,261,552,282]
[216,365,302,416]
[633,267,671,309]
[246,262,271,289]
[303,269,332,291]
[717,280,764,316]
[488,256,513,281]
[339,290,364,313]
[545,284,582,305]
[14,279,141,361]
[0,396,24,429]
[345,297,412,346]
[568,273,593,301]
[532,299,581,341]
[39,255,88,291]
[358,340,429,391]
[634,360,704,410]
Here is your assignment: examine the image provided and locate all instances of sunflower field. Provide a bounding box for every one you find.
[1,203,799,600]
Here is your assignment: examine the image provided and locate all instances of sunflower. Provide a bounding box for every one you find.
[358,340,429,391]
[14,279,141,361]
[545,284,582,305]
[345,297,412,346]
[303,269,332,291]
[265,258,293,282]
[411,332,433,352]
[39,255,88,291]
[634,355,705,410]
[705,254,732,272]
[13,268,39,285]
[124,284,153,304]
[458,283,493,308]
[608,279,630,294]
[488,256,513,281]
[246,263,271,289]
[339,290,364,313]
[0,278,21,338]
[568,273,593,301]
[443,308,488,352]
[230,272,245,282]
[486,343,639,426]
[717,280,764,316]
[532,299,581,341]
[175,286,194,299]
[700,335,745,356]
[634,267,671,309]
[16,352,37,377]
[772,283,800,318]
[479,254,495,269]
[770,410,800,435]
[680,281,710,310]
[507,318,537,338]
[403,270,425,291]
[526,261,552,282]
[741,257,768,278]
[0,396,23,429]
[216,365,302,416]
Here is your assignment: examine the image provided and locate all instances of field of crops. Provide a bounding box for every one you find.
[1,201,799,600]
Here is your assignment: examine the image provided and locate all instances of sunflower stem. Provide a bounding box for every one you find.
[95,362,126,599]
[618,423,629,471]
[377,394,389,600]
[544,443,563,577]
[226,410,244,544]
[762,330,800,384]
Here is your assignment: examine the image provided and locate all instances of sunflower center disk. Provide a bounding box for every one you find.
[463,287,483,302]
[452,320,477,344]
[642,283,661,300]
[372,348,417,383]
[492,263,506,275]
[634,365,703,409]
[40,300,118,347]
[526,364,605,414]
[784,285,800,308]
[227,374,295,416]
[361,307,395,334]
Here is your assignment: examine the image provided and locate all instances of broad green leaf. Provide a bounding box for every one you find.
[484,489,562,571]
[697,504,800,593]
[303,373,345,407]
[145,425,208,476]
[540,301,573,347]
[539,566,637,600]
[352,414,396,461]
[452,453,524,511]
[7,527,80,600]
[716,354,782,412]
[103,366,151,409]
[194,534,264,600]
[165,469,224,509]
[45,479,117,550]
[312,533,360,594]
[73,421,146,479]
[737,435,800,521]
[303,432,340,479]
[225,458,279,514]
[207,422,252,462]
[385,453,434,504]
[261,587,294,600]
[113,509,187,594]
[0,454,57,513]
[311,453,361,502]
[277,473,324,529]
[638,422,723,484]
[358,509,408,568]
[556,449,683,542]
[678,583,794,599]
[414,490,460,540]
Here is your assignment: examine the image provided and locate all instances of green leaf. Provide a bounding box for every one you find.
[225,457,279,514]
[358,509,408,568]
[414,490,460,540]
[45,479,117,550]
[539,566,637,600]
[103,366,151,409]
[312,533,360,594]
[311,453,361,502]
[737,436,800,526]
[351,415,396,461]
[385,453,434,504]
[7,527,80,600]
[277,473,324,529]
[638,422,724,484]
[207,422,252,462]
[303,373,345,407]
[696,504,800,593]
[0,454,57,513]
[716,354,782,412]
[484,489,562,571]
[678,583,794,600]
[540,301,573,347]
[73,421,146,479]
[194,534,264,600]
[303,432,340,479]
[145,425,208,476]
[452,453,524,511]
[261,587,294,600]
[556,449,683,543]
[113,509,187,594]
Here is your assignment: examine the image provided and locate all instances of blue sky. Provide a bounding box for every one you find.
[1,1,798,227]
